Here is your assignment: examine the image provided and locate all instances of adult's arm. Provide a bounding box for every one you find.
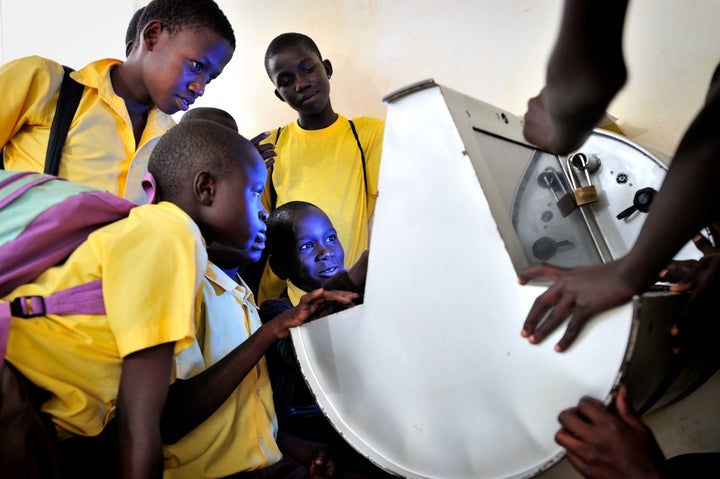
[520,65,720,351]
[523,0,629,154]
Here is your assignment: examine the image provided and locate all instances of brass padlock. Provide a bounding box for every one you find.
[567,153,599,205]
[537,167,576,216]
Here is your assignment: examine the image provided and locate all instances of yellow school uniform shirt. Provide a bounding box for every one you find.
[163,263,281,478]
[259,115,384,302]
[3,202,205,438]
[0,55,175,204]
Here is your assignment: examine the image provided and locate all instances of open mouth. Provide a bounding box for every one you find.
[318,265,339,276]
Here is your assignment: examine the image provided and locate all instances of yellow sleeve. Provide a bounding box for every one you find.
[99,204,206,358]
[0,56,64,171]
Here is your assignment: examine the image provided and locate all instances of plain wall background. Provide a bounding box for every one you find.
[1,0,719,157]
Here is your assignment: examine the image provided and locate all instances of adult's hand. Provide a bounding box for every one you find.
[523,89,593,156]
[555,385,669,479]
[519,261,637,352]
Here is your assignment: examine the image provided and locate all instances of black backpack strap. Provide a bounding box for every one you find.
[268,121,367,208]
[268,126,282,210]
[348,119,368,198]
[44,66,84,176]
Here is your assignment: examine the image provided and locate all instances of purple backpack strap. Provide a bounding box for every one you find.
[0,280,105,368]
[0,307,7,368]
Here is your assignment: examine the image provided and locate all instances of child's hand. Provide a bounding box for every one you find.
[273,289,358,339]
[250,131,277,168]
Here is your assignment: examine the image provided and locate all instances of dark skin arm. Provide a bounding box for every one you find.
[116,342,175,479]
[556,385,669,479]
[161,288,357,444]
[523,0,629,155]
[520,72,720,351]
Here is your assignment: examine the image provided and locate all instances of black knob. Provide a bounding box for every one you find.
[616,187,657,220]
[532,236,573,261]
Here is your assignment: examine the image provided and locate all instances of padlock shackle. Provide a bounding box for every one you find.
[566,153,594,189]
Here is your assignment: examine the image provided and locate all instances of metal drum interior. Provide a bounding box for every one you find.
[290,80,703,479]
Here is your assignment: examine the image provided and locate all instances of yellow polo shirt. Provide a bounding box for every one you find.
[4,201,205,437]
[0,55,175,204]
[258,115,384,302]
[163,264,281,478]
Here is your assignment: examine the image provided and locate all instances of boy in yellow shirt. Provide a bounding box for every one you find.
[0,120,350,478]
[165,107,351,479]
[0,0,235,204]
[252,32,384,303]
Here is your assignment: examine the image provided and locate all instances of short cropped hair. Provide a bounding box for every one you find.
[264,32,322,77]
[265,200,321,261]
[181,107,238,132]
[140,0,236,49]
[125,7,146,56]
[148,119,252,201]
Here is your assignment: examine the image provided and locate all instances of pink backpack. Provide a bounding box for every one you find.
[0,171,136,366]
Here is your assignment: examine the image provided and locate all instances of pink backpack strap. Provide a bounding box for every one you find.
[142,172,158,204]
[0,280,105,368]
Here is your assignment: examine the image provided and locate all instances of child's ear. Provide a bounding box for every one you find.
[323,59,333,79]
[268,254,289,280]
[274,89,286,103]
[142,19,163,51]
[194,171,216,205]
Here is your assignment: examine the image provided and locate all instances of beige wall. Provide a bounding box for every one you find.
[1,0,719,156]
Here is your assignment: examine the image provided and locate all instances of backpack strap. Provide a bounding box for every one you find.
[348,119,368,199]
[268,121,367,209]
[0,280,105,368]
[44,66,84,176]
[268,126,282,210]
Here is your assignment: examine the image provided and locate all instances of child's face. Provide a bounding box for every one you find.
[208,151,268,262]
[267,45,331,115]
[143,23,234,114]
[285,207,345,291]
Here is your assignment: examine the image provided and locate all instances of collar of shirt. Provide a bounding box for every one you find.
[205,262,254,305]
[71,58,175,136]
